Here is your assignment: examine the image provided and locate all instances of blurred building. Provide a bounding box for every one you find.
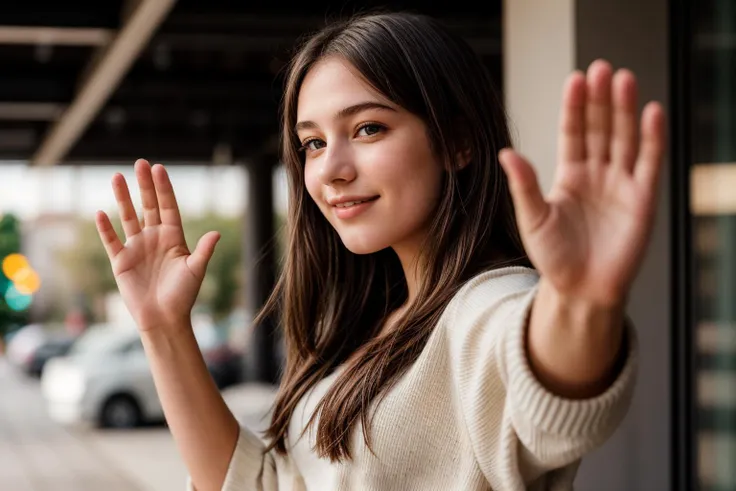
[20,212,78,320]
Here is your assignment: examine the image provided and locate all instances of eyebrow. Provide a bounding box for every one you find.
[294,101,397,133]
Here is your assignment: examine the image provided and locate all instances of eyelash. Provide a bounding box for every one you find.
[299,122,386,153]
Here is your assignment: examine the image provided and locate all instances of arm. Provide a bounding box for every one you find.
[453,59,663,485]
[497,59,665,388]
[494,56,665,445]
[447,269,637,486]
[526,278,626,399]
[497,278,637,473]
[143,326,283,491]
[141,325,240,491]
[94,160,277,491]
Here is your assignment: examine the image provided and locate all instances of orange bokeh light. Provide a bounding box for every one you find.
[13,267,41,294]
[2,253,29,280]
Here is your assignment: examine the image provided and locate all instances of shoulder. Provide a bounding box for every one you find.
[437,266,539,336]
[453,266,539,307]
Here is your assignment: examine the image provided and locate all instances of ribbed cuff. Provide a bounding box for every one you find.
[505,287,638,439]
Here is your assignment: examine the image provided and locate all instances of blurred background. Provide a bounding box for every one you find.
[0,0,731,490]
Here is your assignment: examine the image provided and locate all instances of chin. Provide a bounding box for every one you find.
[338,232,391,255]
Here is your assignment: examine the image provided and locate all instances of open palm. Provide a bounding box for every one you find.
[499,60,665,308]
[95,160,220,332]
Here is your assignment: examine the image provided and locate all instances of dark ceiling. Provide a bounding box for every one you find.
[0,0,502,165]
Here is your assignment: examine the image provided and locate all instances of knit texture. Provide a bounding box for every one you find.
[187,267,637,491]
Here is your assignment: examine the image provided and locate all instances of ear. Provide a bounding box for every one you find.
[455,147,472,170]
[451,121,472,170]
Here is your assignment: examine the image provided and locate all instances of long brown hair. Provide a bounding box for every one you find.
[258,11,531,462]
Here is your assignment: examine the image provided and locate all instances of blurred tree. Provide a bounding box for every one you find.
[183,214,243,321]
[0,213,30,336]
[56,217,120,300]
[56,214,244,323]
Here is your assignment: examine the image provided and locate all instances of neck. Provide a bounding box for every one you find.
[392,243,423,304]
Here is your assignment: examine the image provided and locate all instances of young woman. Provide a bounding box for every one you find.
[95,12,664,491]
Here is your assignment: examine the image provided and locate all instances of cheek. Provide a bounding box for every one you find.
[397,173,443,225]
[303,165,322,204]
[365,148,443,243]
[303,166,332,224]
[378,146,443,207]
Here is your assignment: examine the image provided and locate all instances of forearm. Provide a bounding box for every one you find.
[141,324,240,491]
[526,278,626,399]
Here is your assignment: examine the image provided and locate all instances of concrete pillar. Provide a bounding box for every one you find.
[243,156,279,385]
[503,0,575,193]
[503,0,671,489]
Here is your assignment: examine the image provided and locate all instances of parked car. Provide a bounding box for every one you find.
[25,335,77,377]
[41,322,245,429]
[6,324,48,369]
[41,325,161,429]
[195,321,244,390]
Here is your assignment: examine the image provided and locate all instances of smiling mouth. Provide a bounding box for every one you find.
[333,196,379,208]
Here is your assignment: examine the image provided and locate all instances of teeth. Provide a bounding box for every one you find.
[336,199,368,208]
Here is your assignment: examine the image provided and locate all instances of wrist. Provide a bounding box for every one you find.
[530,278,627,397]
[137,313,193,335]
[538,277,625,323]
[139,320,196,351]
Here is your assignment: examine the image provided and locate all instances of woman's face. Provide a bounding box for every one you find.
[296,57,444,257]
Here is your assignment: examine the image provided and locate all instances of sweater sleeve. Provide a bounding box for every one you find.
[447,267,637,488]
[185,425,280,491]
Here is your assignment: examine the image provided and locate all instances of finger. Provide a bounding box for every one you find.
[611,69,639,173]
[135,159,161,227]
[558,71,587,164]
[187,232,221,279]
[499,148,550,236]
[152,164,183,229]
[112,173,142,239]
[585,59,613,163]
[634,102,666,189]
[95,211,124,259]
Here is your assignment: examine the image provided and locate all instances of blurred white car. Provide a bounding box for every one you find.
[6,324,47,368]
[41,320,241,429]
[41,324,162,429]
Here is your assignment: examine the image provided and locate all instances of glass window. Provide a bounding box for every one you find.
[690,1,736,489]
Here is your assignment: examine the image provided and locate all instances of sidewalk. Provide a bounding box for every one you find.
[71,382,279,491]
[0,359,143,491]
[0,355,279,491]
[116,382,280,491]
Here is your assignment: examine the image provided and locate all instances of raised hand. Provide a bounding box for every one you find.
[499,59,665,308]
[95,159,221,332]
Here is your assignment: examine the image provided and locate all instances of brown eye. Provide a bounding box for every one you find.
[357,123,385,137]
[301,139,326,152]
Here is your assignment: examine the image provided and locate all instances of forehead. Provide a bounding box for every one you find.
[297,58,388,120]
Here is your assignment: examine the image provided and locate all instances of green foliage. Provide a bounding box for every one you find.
[0,213,29,336]
[57,214,244,323]
[183,214,243,321]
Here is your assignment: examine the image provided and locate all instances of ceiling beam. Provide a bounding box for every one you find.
[122,0,146,24]
[31,0,178,166]
[0,103,65,121]
[0,26,113,46]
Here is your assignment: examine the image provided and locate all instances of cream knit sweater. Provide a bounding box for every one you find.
[187,267,637,490]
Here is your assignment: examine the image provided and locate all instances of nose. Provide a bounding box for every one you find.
[317,140,356,185]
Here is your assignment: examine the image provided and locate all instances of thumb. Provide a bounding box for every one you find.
[187,231,221,279]
[498,148,550,235]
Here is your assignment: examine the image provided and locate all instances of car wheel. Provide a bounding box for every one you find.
[100,395,142,429]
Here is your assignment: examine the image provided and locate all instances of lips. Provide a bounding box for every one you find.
[329,196,379,219]
[334,196,379,208]
[327,195,380,207]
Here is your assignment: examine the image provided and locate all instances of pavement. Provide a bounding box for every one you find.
[0,358,278,491]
